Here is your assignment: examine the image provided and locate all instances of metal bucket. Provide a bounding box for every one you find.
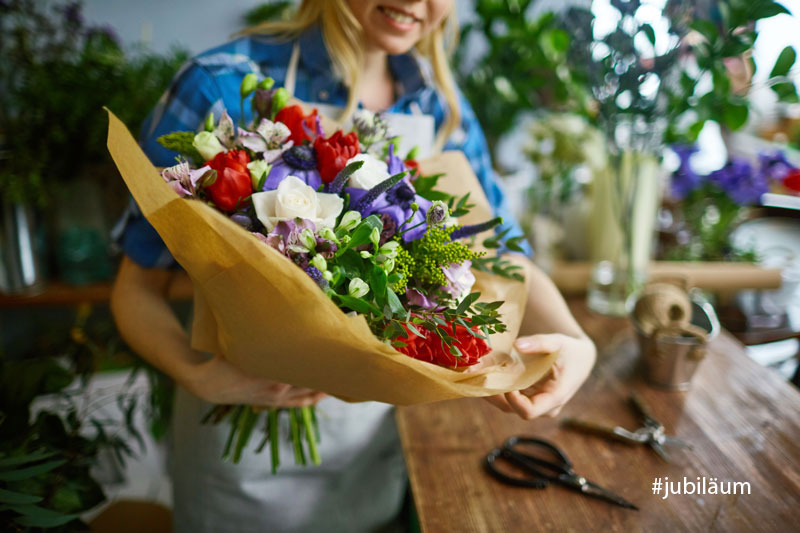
[632,297,720,390]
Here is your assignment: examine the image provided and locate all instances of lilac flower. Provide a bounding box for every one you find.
[670,144,701,200]
[442,261,476,301]
[758,151,798,183]
[161,162,211,198]
[261,218,318,267]
[347,180,432,242]
[406,288,438,309]
[709,157,768,205]
[261,145,322,190]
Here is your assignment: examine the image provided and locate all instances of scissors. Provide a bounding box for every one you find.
[561,393,692,462]
[485,436,638,510]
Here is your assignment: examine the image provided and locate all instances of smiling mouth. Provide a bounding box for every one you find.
[378,5,422,25]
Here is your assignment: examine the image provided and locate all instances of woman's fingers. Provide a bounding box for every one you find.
[515,334,563,355]
[483,394,514,413]
[504,390,561,420]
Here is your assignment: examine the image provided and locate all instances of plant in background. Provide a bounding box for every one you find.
[0,304,146,531]
[0,0,188,206]
[663,146,797,260]
[454,0,593,161]
[242,0,293,26]
[525,113,608,211]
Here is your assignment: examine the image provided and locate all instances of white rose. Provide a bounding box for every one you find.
[252,175,344,232]
[346,153,389,190]
[193,131,225,161]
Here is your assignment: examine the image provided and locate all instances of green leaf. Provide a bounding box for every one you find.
[722,103,749,130]
[0,460,66,482]
[771,82,800,103]
[386,288,405,316]
[687,120,706,141]
[339,215,383,252]
[405,322,426,339]
[640,23,656,46]
[0,488,43,505]
[370,266,388,308]
[10,504,78,528]
[690,20,718,44]
[0,451,57,469]
[335,294,381,316]
[751,1,791,20]
[770,46,797,78]
[456,292,481,315]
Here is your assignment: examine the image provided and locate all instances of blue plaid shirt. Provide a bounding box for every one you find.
[114,25,531,268]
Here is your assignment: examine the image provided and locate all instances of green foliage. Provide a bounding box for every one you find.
[242,1,293,26]
[0,0,188,205]
[157,131,204,163]
[454,0,592,159]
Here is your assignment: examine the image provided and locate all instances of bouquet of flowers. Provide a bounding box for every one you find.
[106,75,557,472]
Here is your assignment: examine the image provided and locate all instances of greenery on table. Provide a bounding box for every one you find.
[0,0,189,206]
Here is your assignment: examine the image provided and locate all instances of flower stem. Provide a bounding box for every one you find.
[222,406,245,461]
[289,408,306,465]
[301,406,321,466]
[268,409,280,474]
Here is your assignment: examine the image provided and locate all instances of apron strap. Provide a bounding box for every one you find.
[284,42,300,98]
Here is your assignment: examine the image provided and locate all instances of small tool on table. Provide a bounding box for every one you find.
[485,436,638,510]
[561,393,692,462]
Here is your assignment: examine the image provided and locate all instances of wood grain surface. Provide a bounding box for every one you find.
[396,300,800,532]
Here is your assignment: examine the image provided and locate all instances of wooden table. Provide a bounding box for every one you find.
[397,300,800,532]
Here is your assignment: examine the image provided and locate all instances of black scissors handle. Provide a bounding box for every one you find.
[484,447,548,488]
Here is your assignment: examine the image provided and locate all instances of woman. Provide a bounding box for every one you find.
[111,1,596,531]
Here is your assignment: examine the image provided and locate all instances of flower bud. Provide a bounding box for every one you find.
[204,112,215,132]
[337,210,362,232]
[240,73,258,98]
[247,160,271,190]
[369,227,381,250]
[317,227,339,244]
[322,270,333,282]
[379,241,400,255]
[360,250,372,259]
[258,77,275,90]
[271,88,290,117]
[299,228,317,251]
[426,200,450,226]
[348,278,370,298]
[193,132,225,161]
[311,254,327,272]
[382,257,395,273]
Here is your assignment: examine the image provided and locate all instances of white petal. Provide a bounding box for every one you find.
[252,190,278,231]
[316,193,345,229]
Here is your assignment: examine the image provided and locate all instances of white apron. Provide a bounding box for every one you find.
[170,44,436,533]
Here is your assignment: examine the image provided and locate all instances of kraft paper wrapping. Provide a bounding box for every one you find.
[106,110,556,404]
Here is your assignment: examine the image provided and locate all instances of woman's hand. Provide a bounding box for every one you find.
[184,353,327,408]
[484,334,596,420]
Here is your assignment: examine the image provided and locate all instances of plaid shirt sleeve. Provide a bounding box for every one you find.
[112,61,223,269]
[443,92,533,257]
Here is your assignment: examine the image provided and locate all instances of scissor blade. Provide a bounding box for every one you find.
[582,481,639,510]
[663,436,693,449]
[650,441,673,463]
[561,418,646,444]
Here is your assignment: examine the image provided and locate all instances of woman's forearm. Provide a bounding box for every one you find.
[110,257,207,388]
[519,259,586,339]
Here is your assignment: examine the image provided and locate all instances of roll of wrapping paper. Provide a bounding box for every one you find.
[549,261,782,295]
[105,109,557,405]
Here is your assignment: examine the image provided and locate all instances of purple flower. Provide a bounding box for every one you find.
[161,162,211,198]
[387,144,405,175]
[406,288,438,309]
[304,266,329,289]
[441,261,476,301]
[709,157,768,205]
[347,180,432,242]
[262,218,317,267]
[670,144,701,200]
[758,151,798,183]
[261,145,322,190]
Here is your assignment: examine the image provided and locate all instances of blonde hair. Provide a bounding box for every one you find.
[240,1,461,152]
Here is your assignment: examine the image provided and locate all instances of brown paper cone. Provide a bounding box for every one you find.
[106,109,556,404]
